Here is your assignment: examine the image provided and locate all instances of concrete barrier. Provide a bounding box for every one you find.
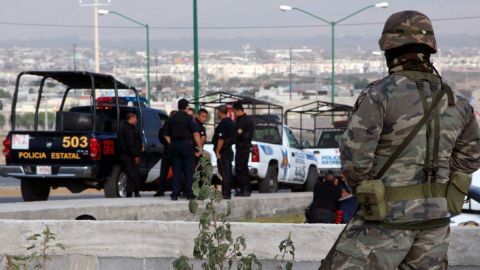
[0,193,311,221]
[0,220,478,270]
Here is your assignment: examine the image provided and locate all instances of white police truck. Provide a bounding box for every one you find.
[285,100,352,178]
[194,92,318,193]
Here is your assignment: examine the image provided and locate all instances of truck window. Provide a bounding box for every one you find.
[316,129,345,148]
[285,128,301,149]
[253,125,281,144]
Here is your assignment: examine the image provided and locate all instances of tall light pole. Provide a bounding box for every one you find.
[98,9,151,106]
[193,0,200,111]
[280,2,389,107]
[80,0,111,72]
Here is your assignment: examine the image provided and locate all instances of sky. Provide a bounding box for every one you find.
[0,0,479,47]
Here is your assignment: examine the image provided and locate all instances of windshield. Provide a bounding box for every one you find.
[316,129,345,148]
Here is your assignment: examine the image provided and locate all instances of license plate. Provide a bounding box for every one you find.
[36,166,52,175]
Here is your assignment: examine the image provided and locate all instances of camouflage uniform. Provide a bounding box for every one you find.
[328,11,480,269]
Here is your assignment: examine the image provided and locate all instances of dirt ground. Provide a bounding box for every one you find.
[0,187,103,197]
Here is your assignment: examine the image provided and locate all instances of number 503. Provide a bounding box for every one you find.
[62,136,88,148]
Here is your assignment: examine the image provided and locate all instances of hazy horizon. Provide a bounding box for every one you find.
[1,1,479,51]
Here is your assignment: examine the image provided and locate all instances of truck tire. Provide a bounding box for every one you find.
[104,166,128,198]
[258,165,278,193]
[21,179,50,201]
[304,166,318,192]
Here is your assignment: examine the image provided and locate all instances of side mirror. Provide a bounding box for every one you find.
[302,141,311,148]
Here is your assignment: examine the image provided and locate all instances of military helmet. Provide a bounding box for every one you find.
[379,10,437,53]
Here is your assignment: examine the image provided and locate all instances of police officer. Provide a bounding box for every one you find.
[195,108,208,150]
[233,101,254,197]
[190,108,209,187]
[213,105,236,199]
[164,99,202,200]
[324,11,480,269]
[118,112,143,198]
[154,110,177,197]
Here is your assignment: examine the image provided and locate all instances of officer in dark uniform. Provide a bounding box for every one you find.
[233,102,254,197]
[154,110,177,197]
[213,105,236,199]
[118,112,143,198]
[193,109,209,185]
[195,108,208,149]
[164,99,202,200]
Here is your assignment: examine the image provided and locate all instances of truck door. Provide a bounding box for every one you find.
[284,127,306,183]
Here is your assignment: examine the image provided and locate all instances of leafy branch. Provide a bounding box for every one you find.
[7,225,65,270]
[274,232,295,270]
[173,156,262,270]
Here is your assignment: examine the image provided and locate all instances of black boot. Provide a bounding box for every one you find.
[153,191,165,197]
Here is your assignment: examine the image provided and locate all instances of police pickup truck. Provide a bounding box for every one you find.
[304,124,346,177]
[205,122,319,193]
[0,71,167,201]
[285,101,352,178]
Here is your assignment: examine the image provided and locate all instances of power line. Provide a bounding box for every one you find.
[0,15,479,30]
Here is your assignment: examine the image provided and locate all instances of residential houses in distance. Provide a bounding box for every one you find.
[0,46,478,127]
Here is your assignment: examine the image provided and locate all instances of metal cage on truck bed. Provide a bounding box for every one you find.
[190,91,284,143]
[284,100,352,148]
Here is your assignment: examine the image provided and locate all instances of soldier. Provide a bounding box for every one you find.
[213,105,236,199]
[324,11,480,269]
[233,101,254,197]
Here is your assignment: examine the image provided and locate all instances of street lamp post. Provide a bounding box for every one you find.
[193,0,200,111]
[280,2,388,107]
[98,9,151,106]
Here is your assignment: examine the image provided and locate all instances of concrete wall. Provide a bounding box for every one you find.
[0,193,311,221]
[0,220,478,270]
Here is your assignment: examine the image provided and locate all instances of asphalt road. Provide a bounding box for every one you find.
[0,194,107,203]
[0,176,163,202]
[0,176,19,187]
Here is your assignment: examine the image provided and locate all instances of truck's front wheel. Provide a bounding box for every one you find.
[104,166,128,198]
[21,179,50,201]
[258,165,278,193]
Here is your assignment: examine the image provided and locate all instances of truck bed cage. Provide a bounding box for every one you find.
[285,100,352,120]
[191,91,283,125]
[19,71,133,90]
[285,100,352,148]
[190,91,284,143]
[11,71,141,132]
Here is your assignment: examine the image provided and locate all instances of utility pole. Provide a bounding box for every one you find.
[155,50,159,94]
[80,0,111,72]
[289,48,292,101]
[73,44,77,71]
[93,0,100,72]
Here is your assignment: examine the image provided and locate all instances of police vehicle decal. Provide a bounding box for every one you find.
[260,145,274,156]
[306,153,317,162]
[281,149,289,179]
